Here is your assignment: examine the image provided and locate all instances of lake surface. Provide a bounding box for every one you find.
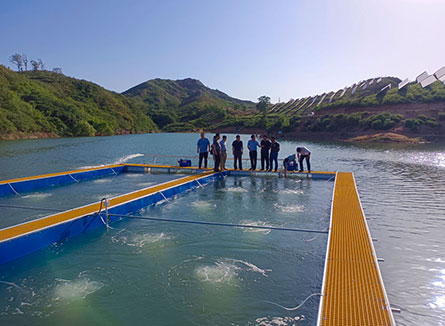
[1,133,445,325]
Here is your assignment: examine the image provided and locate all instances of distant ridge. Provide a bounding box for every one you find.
[123,78,255,131]
[1,64,444,142]
[124,78,254,107]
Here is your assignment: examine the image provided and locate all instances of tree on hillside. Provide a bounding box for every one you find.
[9,53,23,71]
[31,58,44,70]
[22,54,28,71]
[31,60,39,70]
[52,67,62,74]
[257,95,271,117]
[257,95,271,129]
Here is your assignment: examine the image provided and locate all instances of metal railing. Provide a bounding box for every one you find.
[142,154,281,166]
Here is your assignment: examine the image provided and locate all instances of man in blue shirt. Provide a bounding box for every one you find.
[247,134,260,170]
[197,132,210,168]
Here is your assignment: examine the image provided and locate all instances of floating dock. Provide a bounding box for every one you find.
[0,170,221,263]
[0,163,335,198]
[0,164,126,197]
[125,163,335,179]
[0,165,395,324]
[317,172,395,325]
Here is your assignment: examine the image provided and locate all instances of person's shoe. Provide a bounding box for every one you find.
[260,169,264,171]
[274,169,277,172]
[308,170,311,173]
[267,169,272,172]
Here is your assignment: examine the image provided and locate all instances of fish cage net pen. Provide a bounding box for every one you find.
[0,204,328,234]
[108,213,328,234]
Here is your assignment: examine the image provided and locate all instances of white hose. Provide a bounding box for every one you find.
[266,293,322,311]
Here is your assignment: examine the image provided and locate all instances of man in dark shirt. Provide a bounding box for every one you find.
[260,135,271,171]
[268,136,280,172]
[212,133,221,172]
[232,135,243,170]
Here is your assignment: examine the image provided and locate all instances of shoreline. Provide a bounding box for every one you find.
[213,126,444,144]
[2,129,443,144]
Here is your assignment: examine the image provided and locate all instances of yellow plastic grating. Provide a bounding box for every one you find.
[319,172,394,326]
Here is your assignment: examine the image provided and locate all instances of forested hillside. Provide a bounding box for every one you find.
[0,66,157,139]
[123,78,255,132]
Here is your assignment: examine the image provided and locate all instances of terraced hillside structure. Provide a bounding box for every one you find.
[250,76,445,141]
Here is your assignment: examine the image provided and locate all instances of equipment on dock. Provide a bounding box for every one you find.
[178,159,192,167]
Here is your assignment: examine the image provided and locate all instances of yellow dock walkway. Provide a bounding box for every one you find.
[318,172,395,325]
[0,171,213,243]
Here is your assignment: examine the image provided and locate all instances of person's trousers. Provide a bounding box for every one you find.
[299,154,311,172]
[249,151,257,170]
[213,153,221,171]
[233,152,242,170]
[220,151,227,170]
[269,152,278,171]
[198,152,208,168]
[261,150,269,170]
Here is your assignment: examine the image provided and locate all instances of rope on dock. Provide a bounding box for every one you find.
[68,174,79,183]
[7,183,21,196]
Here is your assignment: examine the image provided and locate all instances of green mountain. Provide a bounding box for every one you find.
[0,65,157,139]
[123,78,256,131]
[1,63,444,142]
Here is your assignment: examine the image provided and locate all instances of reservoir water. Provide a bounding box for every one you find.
[0,133,444,325]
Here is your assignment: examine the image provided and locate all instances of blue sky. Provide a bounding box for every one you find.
[1,0,444,102]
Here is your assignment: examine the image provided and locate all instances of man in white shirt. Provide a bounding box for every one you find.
[296,146,311,172]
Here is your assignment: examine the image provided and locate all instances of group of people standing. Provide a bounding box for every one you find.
[245,134,281,172]
[196,133,311,173]
[197,133,227,172]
